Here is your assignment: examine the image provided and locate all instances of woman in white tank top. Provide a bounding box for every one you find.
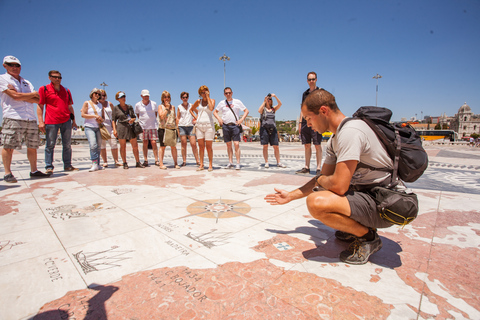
[190,85,215,171]
[176,91,200,166]
[81,88,105,172]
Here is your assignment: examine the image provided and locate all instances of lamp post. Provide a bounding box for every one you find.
[372,74,382,106]
[100,82,108,92]
[219,53,230,88]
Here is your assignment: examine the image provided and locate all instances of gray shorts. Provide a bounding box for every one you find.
[1,118,40,150]
[346,188,393,229]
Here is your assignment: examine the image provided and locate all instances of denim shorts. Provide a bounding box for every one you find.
[178,126,194,137]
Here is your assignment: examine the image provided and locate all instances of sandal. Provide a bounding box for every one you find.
[155,161,160,166]
[143,161,149,167]
[180,162,186,167]
[208,167,213,172]
[159,166,167,170]
[175,164,181,169]
[136,162,145,168]
[123,163,129,169]
[102,163,108,168]
[115,162,122,167]
[196,166,204,171]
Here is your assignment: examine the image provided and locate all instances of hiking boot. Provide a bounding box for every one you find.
[64,166,79,171]
[339,232,382,265]
[335,230,358,242]
[4,173,17,183]
[46,169,54,175]
[30,171,50,178]
[295,167,310,174]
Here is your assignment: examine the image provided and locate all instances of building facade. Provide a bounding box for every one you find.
[451,102,480,137]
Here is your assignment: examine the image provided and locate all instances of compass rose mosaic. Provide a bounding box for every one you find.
[184,198,254,220]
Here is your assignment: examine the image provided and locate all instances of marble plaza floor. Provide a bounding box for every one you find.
[1,141,479,320]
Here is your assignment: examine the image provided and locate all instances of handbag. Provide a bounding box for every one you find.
[132,121,143,136]
[163,128,177,146]
[225,100,243,133]
[369,186,419,227]
[89,101,111,140]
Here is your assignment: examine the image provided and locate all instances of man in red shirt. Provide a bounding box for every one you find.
[37,70,78,173]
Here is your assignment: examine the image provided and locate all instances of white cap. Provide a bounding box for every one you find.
[3,55,21,65]
[141,89,150,96]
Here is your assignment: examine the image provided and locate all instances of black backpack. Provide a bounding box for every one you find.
[340,106,428,185]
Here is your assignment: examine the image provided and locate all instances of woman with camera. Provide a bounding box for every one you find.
[258,93,285,168]
[190,85,215,171]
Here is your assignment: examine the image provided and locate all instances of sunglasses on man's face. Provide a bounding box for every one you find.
[50,75,62,79]
[6,63,21,68]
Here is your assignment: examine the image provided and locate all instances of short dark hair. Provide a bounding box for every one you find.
[48,70,61,77]
[307,71,317,79]
[303,89,338,114]
[180,91,189,99]
[224,87,232,93]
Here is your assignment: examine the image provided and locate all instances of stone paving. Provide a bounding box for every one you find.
[1,141,479,319]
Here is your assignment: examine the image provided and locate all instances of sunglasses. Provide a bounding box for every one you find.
[224,92,232,94]
[307,78,316,81]
[181,96,188,99]
[50,76,62,79]
[6,63,21,68]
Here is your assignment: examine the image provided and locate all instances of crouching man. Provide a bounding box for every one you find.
[265,89,395,264]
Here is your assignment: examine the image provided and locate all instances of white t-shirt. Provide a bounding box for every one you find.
[177,103,194,127]
[135,100,158,130]
[325,118,393,186]
[216,98,246,124]
[0,73,37,121]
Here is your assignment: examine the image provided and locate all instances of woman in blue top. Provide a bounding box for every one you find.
[258,93,286,168]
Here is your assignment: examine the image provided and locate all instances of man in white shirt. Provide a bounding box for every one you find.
[135,89,159,166]
[0,55,49,183]
[213,87,249,170]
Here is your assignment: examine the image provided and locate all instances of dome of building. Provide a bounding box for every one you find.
[458,102,472,114]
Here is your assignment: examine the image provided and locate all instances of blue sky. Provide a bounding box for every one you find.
[1,0,479,123]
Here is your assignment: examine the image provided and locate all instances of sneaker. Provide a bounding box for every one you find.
[30,171,50,178]
[339,232,382,265]
[89,164,99,172]
[64,166,79,171]
[46,169,54,175]
[235,164,241,170]
[335,230,358,242]
[295,167,310,174]
[225,163,235,169]
[264,163,269,168]
[4,173,17,183]
[277,163,286,168]
[136,162,145,168]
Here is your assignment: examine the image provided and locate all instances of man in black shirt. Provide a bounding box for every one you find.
[296,71,323,175]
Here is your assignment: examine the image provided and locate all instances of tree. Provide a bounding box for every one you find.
[251,125,259,135]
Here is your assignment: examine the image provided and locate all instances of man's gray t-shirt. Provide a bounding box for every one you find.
[325,118,393,186]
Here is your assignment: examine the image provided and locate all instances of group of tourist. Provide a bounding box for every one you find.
[1,55,296,180]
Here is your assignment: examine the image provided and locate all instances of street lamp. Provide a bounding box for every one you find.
[372,74,382,106]
[219,53,230,88]
[100,82,108,91]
